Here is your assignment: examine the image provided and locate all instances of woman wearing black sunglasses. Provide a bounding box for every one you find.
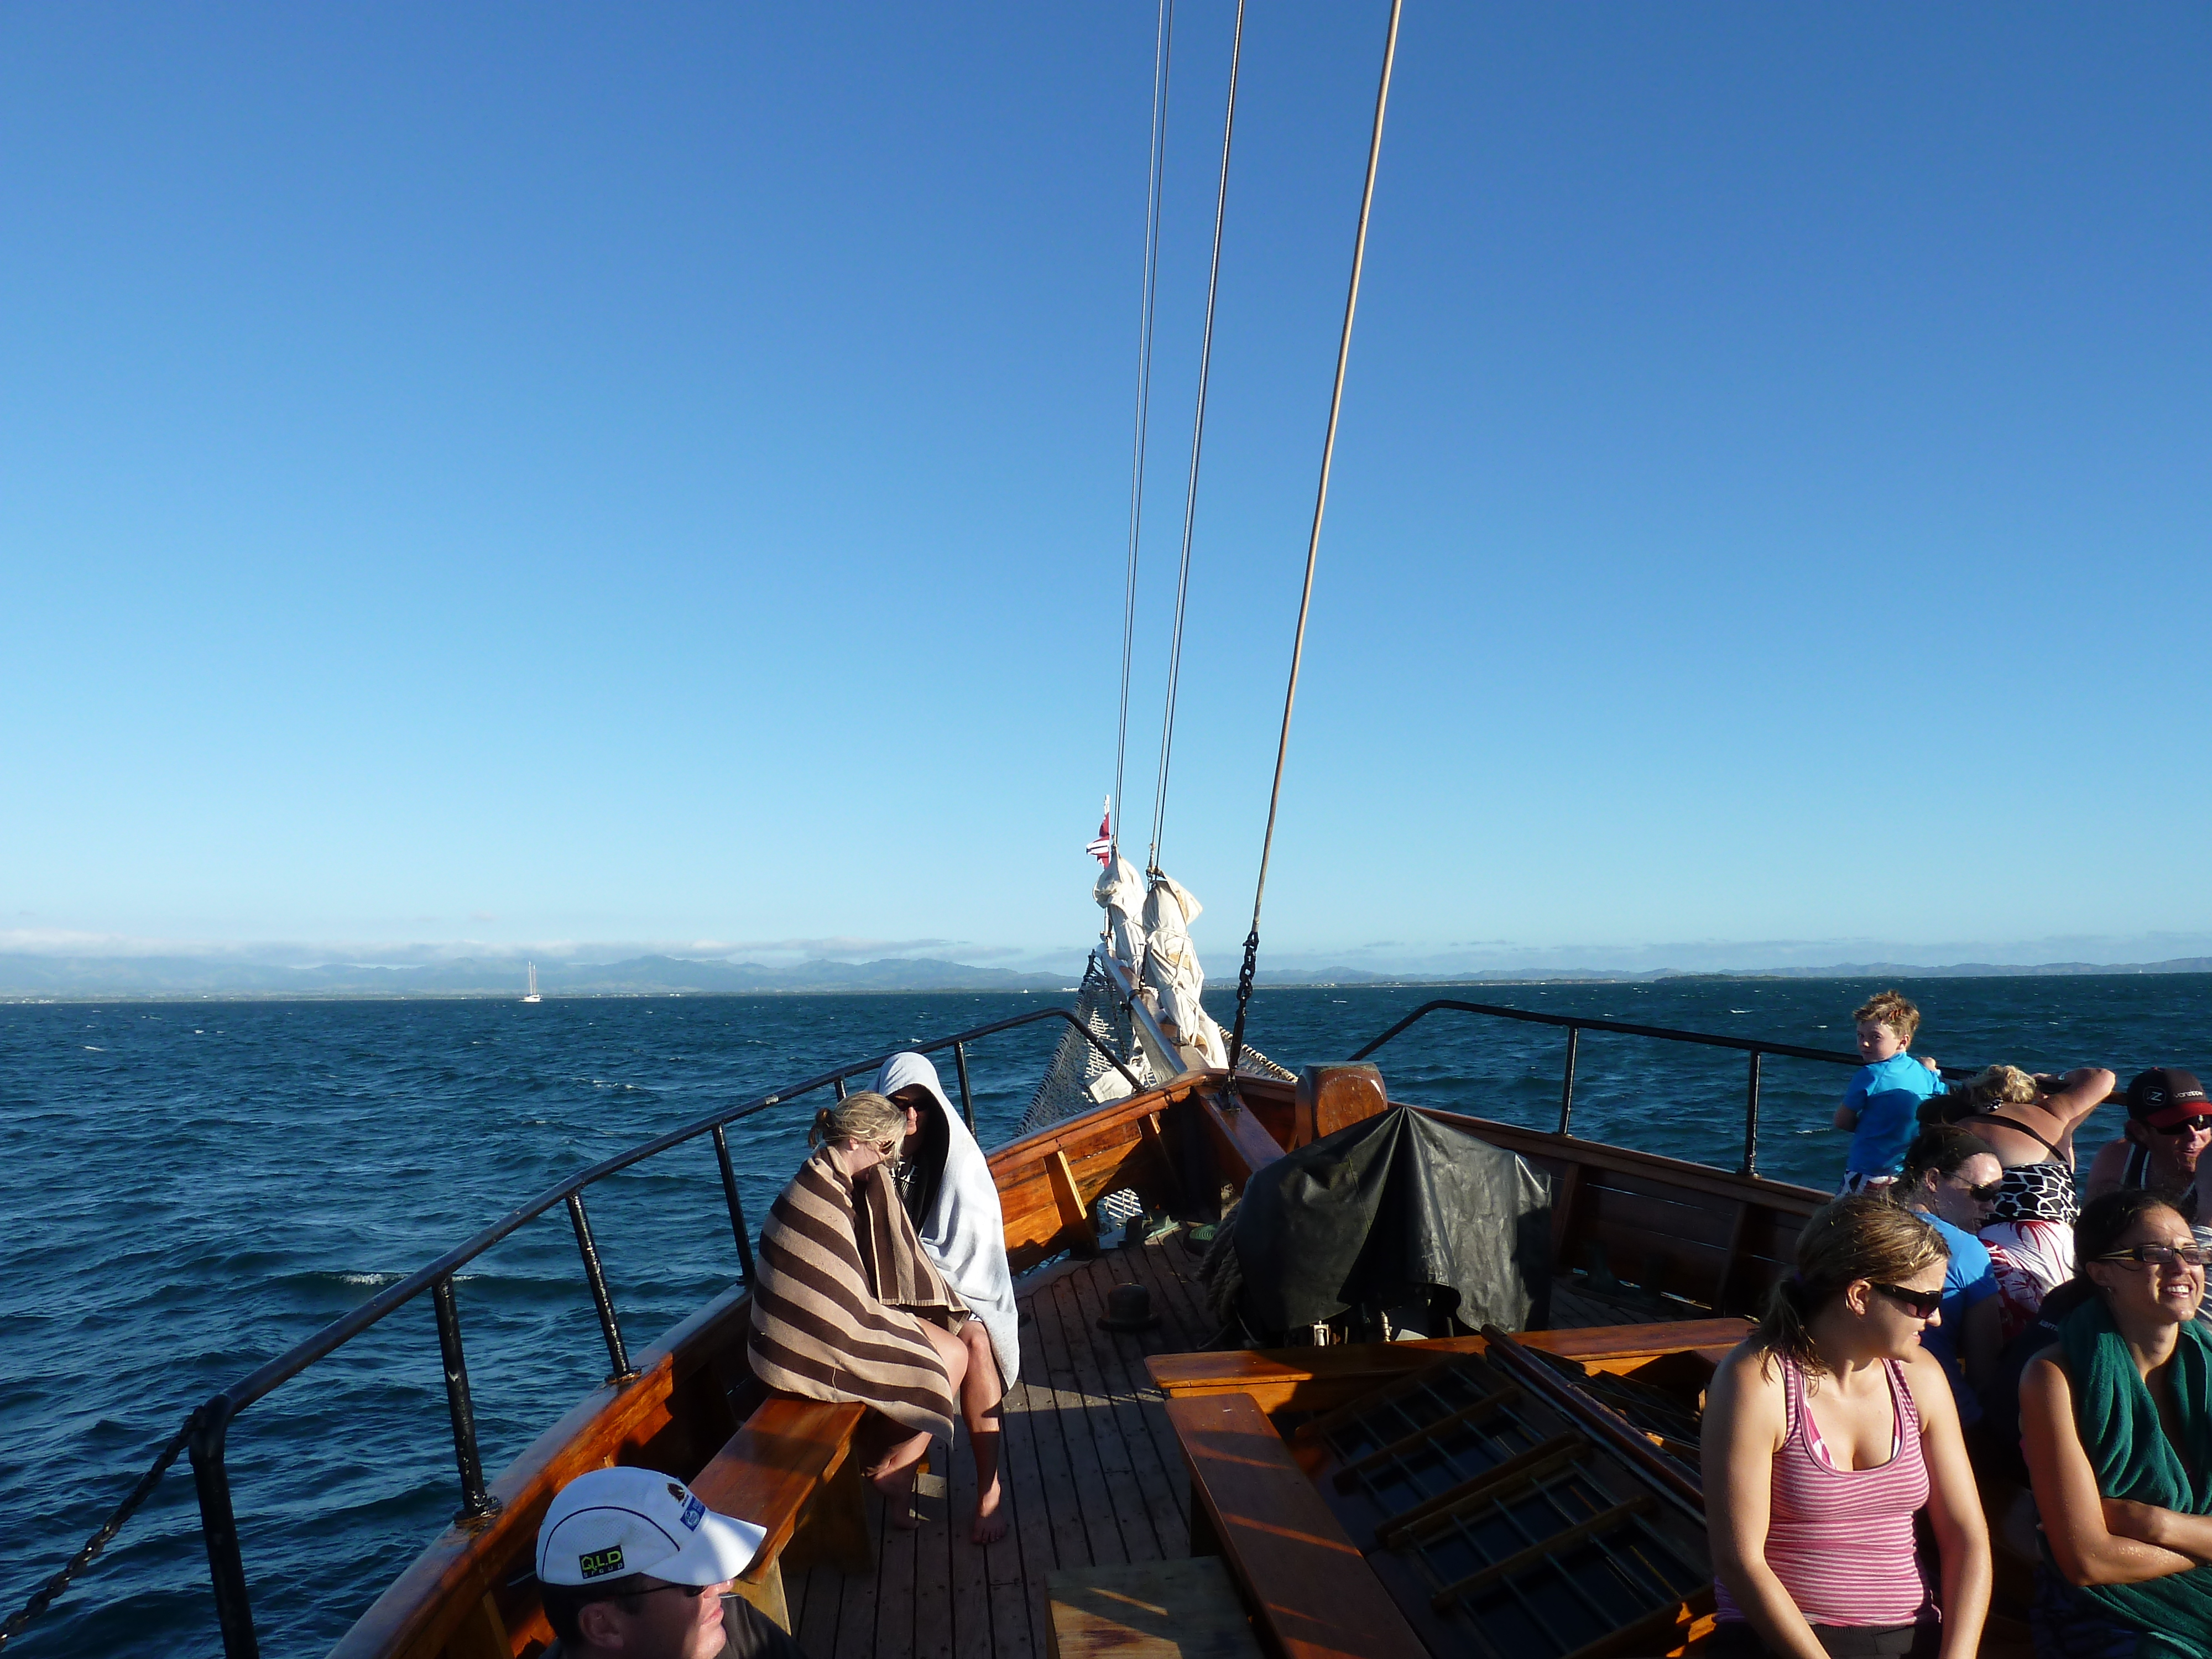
[1896,1128,2005,1423]
[1704,1194,1989,1658]
[2019,1188,2212,1655]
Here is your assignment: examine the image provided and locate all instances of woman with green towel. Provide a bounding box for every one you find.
[2020,1188,2212,1657]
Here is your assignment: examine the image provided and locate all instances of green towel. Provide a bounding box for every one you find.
[2059,1296,2212,1657]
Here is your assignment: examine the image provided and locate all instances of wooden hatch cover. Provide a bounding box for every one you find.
[1262,1334,1716,1659]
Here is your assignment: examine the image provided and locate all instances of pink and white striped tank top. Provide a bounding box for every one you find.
[1713,1352,1934,1629]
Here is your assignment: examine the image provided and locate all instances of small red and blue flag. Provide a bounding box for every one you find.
[1086,797,1113,866]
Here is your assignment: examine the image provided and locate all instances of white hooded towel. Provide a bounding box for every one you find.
[875,1051,1022,1387]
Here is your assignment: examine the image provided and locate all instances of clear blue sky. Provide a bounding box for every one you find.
[5,4,2209,971]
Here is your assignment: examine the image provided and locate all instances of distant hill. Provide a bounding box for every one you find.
[12,948,2212,1002]
[0,953,1076,1000]
[1231,958,2212,987]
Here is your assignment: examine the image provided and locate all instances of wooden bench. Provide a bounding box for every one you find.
[1165,1390,1428,1659]
[687,1395,872,1631]
[1146,1319,1749,1419]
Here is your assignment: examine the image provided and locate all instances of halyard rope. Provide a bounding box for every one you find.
[1147,0,1246,876]
[1113,0,1175,863]
[1226,0,1403,1081]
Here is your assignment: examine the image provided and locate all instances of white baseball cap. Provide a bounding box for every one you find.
[535,1468,766,1588]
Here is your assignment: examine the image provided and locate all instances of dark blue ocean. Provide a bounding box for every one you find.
[6,974,2208,1657]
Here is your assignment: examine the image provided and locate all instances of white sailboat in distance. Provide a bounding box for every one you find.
[521,962,541,1004]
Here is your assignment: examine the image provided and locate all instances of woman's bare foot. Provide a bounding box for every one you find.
[969,1473,1006,1545]
[867,1460,923,1530]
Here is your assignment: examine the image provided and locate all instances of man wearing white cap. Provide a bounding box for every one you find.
[533,1467,802,1659]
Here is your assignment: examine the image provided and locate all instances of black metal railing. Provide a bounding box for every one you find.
[1347,998,1964,1179]
[4,1005,1141,1659]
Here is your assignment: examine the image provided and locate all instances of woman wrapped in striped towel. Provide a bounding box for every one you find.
[747,1090,1007,1542]
[1704,1194,1991,1658]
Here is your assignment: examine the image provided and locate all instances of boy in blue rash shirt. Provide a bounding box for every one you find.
[1833,989,1945,1191]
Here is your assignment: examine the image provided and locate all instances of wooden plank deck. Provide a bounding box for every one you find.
[785,1232,1217,1659]
[781,1228,1734,1659]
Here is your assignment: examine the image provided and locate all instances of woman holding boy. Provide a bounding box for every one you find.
[1895,1127,2004,1422]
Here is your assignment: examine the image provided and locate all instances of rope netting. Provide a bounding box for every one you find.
[1021,958,1152,1134]
[1021,954,1292,1137]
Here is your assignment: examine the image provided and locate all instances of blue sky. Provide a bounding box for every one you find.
[4,4,2209,973]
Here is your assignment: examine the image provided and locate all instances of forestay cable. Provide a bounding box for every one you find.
[1225,0,1403,1080]
[1147,0,1246,875]
[0,1415,195,1650]
[1112,0,1176,860]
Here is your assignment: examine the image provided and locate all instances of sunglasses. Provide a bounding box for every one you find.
[623,1582,714,1601]
[1871,1282,1944,1318]
[2152,1115,2212,1135]
[2087,1244,2210,1270]
[1948,1176,2002,1202]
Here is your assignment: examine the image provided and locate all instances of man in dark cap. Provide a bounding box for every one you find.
[2083,1066,2210,1222]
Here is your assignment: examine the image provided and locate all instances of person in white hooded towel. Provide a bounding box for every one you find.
[874,1052,1020,1387]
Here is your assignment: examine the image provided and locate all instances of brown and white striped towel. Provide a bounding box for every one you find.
[748,1146,964,1439]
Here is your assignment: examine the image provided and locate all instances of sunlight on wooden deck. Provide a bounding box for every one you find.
[784,1232,1213,1658]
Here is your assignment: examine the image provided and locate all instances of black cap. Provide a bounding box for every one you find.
[2125,1067,2209,1130]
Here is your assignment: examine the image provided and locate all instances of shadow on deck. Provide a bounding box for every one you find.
[787,1232,1214,1658]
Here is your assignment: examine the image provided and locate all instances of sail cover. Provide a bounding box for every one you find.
[1230,1103,1552,1339]
[1141,872,1227,1068]
[1094,854,1146,974]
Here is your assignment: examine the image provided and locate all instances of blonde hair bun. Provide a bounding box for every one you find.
[807,1089,907,1151]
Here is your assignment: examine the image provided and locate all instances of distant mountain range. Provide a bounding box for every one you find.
[7,949,2212,1001]
[0,953,1077,999]
[1241,958,2212,986]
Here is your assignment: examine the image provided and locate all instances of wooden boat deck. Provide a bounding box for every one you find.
[785,1231,1214,1659]
[322,1068,1825,1659]
[779,1228,1729,1659]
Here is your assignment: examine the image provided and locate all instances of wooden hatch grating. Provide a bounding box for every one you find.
[1294,1347,1713,1659]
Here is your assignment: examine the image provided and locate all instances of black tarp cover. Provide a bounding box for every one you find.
[1232,1103,1552,1337]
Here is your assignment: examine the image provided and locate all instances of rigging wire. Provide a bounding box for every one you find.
[1225,0,1403,1081]
[1146,0,1247,877]
[0,1413,196,1650]
[1112,0,1176,863]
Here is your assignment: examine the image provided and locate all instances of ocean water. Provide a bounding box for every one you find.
[4,973,2207,1657]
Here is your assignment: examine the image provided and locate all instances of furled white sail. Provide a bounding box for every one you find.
[1141,871,1227,1070]
[1093,853,1147,973]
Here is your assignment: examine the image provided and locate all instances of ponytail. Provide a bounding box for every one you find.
[1755,1273,1820,1378]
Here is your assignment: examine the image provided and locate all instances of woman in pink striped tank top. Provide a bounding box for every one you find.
[1704,1194,1992,1658]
